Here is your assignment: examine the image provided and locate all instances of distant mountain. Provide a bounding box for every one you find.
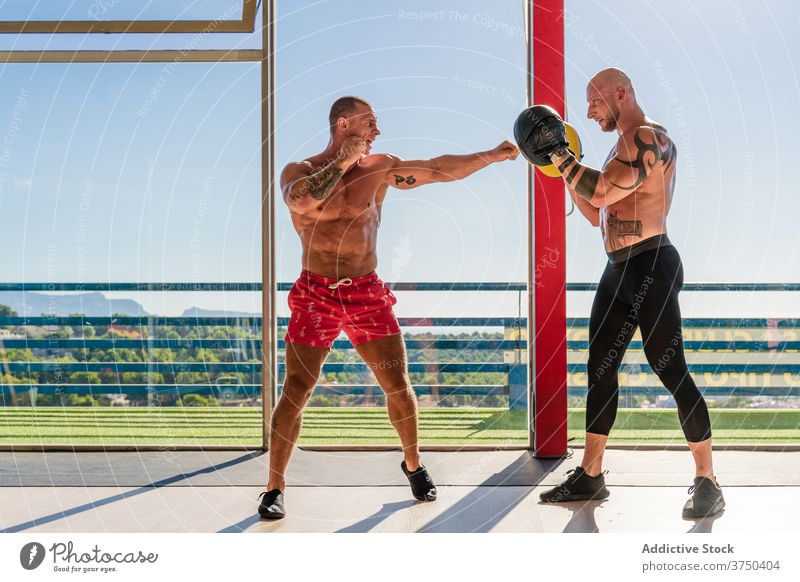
[0,292,148,316]
[181,307,260,318]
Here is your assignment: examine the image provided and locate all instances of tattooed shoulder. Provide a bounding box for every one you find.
[610,127,676,191]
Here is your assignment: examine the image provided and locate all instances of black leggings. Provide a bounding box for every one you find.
[586,244,712,442]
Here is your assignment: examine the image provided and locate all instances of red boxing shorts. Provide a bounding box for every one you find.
[284,270,401,348]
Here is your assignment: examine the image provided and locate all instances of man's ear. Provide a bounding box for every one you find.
[336,116,348,132]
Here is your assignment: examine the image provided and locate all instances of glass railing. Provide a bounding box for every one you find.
[1,282,798,448]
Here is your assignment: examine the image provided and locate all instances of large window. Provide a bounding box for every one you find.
[564,0,800,444]
[0,18,264,447]
[276,0,530,446]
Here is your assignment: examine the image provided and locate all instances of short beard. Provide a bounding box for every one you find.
[603,105,620,132]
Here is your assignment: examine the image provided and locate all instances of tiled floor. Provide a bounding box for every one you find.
[1,450,798,533]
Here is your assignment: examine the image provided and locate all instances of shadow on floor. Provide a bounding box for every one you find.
[336,500,417,533]
[415,452,566,533]
[686,510,724,533]
[559,499,605,533]
[218,513,264,533]
[1,452,260,533]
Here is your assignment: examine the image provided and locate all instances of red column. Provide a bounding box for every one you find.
[532,0,567,457]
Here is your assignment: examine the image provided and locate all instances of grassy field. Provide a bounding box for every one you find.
[0,407,798,446]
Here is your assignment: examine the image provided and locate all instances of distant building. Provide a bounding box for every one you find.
[0,329,25,339]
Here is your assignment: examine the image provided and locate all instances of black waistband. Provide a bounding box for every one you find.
[607,234,672,263]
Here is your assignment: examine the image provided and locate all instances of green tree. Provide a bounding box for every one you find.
[68,371,101,384]
[177,393,218,407]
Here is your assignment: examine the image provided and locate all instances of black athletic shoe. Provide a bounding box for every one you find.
[257,489,286,520]
[682,477,725,519]
[539,466,610,502]
[401,460,437,501]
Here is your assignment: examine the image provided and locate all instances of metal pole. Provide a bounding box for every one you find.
[261,0,277,451]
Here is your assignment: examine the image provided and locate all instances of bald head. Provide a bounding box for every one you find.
[585,68,638,133]
[588,68,635,97]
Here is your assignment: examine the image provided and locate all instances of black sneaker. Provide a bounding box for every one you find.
[401,460,437,501]
[682,477,725,518]
[539,466,610,502]
[257,489,286,520]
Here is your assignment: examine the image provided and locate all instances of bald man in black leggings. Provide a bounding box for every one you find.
[539,68,724,518]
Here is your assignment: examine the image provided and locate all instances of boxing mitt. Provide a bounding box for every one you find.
[513,105,569,167]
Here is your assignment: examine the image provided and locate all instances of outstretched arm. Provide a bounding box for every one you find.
[384,140,519,189]
[549,127,676,208]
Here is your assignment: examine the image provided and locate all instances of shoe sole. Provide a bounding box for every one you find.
[258,511,286,520]
[682,500,725,519]
[540,488,610,503]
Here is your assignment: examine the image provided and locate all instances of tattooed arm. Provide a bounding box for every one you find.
[282,136,366,214]
[383,140,519,189]
[281,159,348,214]
[550,127,676,208]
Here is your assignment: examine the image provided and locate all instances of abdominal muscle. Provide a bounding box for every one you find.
[294,210,380,279]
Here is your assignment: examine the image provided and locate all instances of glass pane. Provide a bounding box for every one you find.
[276,0,528,446]
[0,1,244,21]
[564,0,800,444]
[0,62,262,446]
[0,1,259,51]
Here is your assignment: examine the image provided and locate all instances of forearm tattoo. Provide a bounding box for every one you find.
[573,167,601,201]
[610,131,676,191]
[557,153,599,202]
[555,153,599,203]
[556,157,573,174]
[565,161,582,184]
[304,163,344,201]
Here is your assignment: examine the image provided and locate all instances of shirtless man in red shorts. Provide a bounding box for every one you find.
[257,96,519,519]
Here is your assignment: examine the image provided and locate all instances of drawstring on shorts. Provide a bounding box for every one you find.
[327,277,353,290]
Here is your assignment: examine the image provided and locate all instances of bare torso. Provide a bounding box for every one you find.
[290,153,391,278]
[599,120,676,252]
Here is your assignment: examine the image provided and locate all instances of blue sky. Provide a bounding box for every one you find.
[0,0,798,316]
